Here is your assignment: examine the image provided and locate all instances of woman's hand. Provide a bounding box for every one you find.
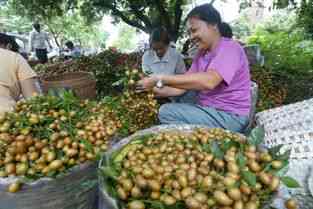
[136,76,159,91]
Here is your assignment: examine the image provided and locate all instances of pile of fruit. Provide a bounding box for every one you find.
[107,69,159,135]
[0,91,121,192]
[251,66,287,112]
[101,128,298,209]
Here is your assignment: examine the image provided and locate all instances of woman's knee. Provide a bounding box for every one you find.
[158,103,177,123]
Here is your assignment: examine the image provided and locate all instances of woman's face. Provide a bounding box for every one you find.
[151,41,168,58]
[187,17,218,50]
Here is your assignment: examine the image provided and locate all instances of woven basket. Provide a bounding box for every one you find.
[256,98,313,133]
[41,72,96,100]
[261,129,313,206]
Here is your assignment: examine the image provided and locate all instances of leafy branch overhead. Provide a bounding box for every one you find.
[8,0,188,42]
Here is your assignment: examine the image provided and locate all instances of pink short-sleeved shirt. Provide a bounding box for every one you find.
[187,37,251,116]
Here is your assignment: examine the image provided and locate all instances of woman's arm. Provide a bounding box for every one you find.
[137,70,223,91]
[153,86,186,98]
[20,78,41,99]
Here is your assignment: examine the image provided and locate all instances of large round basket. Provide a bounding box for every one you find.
[41,72,97,100]
[97,125,252,209]
[0,162,98,209]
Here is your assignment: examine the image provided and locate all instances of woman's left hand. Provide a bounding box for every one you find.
[136,76,158,91]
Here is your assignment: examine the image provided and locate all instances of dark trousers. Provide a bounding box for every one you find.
[35,48,48,64]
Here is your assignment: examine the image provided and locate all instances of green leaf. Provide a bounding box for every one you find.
[143,200,165,209]
[101,166,118,180]
[242,170,257,187]
[268,144,284,156]
[236,152,247,169]
[80,138,93,153]
[113,144,138,163]
[130,134,155,144]
[275,161,289,177]
[281,176,300,188]
[210,141,224,159]
[276,149,291,161]
[263,163,272,172]
[202,143,211,153]
[248,127,265,146]
[112,78,126,86]
[221,140,240,151]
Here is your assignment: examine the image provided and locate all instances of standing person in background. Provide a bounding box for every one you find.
[29,23,52,64]
[0,33,41,113]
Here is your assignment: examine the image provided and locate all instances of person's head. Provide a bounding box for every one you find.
[33,23,41,32]
[65,41,74,50]
[186,4,222,50]
[0,33,19,52]
[219,22,233,38]
[149,27,170,58]
[7,36,19,52]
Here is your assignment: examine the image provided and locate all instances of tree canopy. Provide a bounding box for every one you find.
[8,0,192,42]
[1,0,108,47]
[4,0,308,42]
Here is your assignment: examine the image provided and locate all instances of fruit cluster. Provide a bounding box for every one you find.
[0,92,121,192]
[102,128,296,209]
[251,67,287,112]
[104,68,159,136]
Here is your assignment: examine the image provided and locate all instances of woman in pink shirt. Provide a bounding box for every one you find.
[137,4,251,133]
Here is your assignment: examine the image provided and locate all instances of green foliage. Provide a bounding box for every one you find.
[246,9,313,105]
[231,11,254,40]
[297,0,313,38]
[281,176,300,188]
[0,5,32,33]
[112,23,137,52]
[248,30,313,75]
[248,127,265,146]
[242,170,257,187]
[6,0,188,42]
[2,0,106,48]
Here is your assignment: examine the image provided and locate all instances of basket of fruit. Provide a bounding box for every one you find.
[41,71,97,100]
[98,125,298,209]
[0,91,121,209]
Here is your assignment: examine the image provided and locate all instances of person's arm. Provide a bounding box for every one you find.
[29,32,34,52]
[153,86,186,98]
[138,42,243,92]
[142,51,153,75]
[20,78,40,99]
[16,53,41,98]
[174,53,186,74]
[45,32,52,49]
[137,71,223,91]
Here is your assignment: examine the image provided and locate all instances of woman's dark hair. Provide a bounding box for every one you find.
[219,22,233,38]
[65,41,74,49]
[149,27,170,45]
[187,4,233,38]
[8,36,19,52]
[33,23,41,32]
[0,33,10,45]
[187,4,222,28]
[0,33,19,52]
